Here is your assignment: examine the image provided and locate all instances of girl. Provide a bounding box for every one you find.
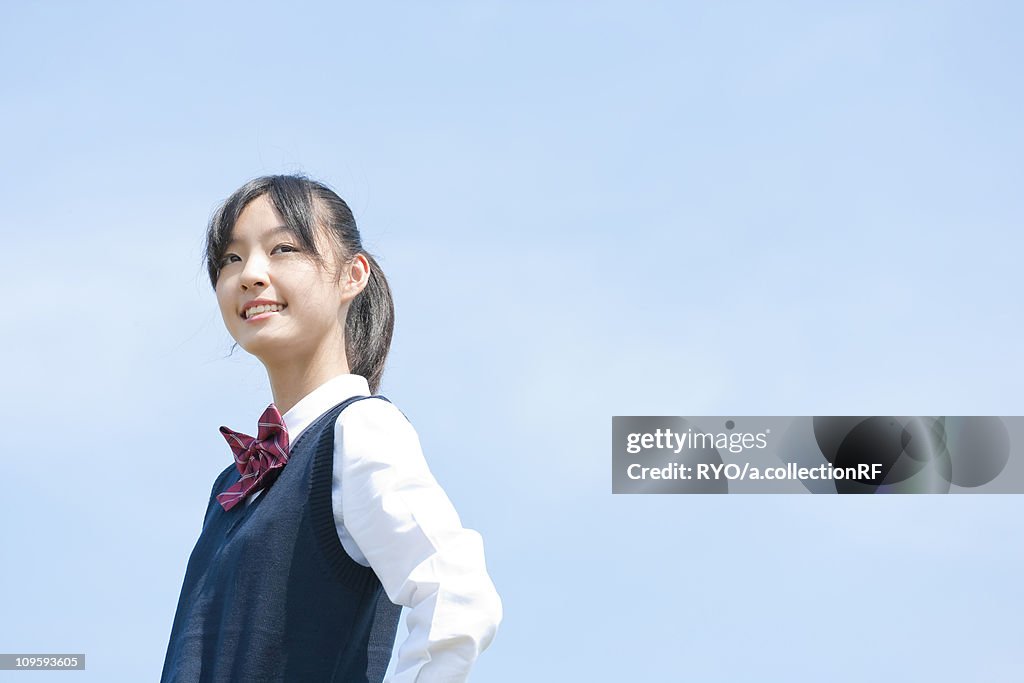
[161,175,502,682]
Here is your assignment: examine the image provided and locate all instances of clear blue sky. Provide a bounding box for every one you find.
[2,1,1022,681]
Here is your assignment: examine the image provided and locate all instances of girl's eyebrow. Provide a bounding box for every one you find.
[226,225,291,248]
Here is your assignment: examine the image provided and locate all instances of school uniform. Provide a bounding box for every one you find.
[161,374,502,682]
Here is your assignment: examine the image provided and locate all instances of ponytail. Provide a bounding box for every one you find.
[345,252,394,394]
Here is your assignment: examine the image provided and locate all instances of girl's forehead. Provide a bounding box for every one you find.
[226,222,293,247]
[227,199,296,245]
[232,195,284,233]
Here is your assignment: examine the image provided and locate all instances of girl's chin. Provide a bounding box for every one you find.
[237,336,286,355]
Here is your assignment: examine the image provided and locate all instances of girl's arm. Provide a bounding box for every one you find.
[332,398,503,682]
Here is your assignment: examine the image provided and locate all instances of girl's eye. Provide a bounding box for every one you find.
[218,245,297,269]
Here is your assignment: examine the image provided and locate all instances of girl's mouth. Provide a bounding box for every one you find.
[243,304,287,322]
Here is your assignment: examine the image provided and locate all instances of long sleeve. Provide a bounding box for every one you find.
[330,398,502,682]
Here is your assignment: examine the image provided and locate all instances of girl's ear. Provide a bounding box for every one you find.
[342,253,371,300]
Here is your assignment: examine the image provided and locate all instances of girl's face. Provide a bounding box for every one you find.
[215,194,357,368]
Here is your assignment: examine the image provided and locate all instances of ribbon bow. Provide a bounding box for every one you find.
[216,403,291,511]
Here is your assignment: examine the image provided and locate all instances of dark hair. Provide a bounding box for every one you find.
[203,174,394,394]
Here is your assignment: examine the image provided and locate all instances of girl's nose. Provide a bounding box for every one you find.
[242,276,266,289]
[239,257,270,290]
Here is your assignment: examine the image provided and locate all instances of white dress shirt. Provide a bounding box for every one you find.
[243,373,502,682]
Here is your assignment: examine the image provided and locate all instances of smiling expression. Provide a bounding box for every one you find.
[214,194,350,365]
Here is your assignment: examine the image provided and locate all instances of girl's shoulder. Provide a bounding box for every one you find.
[335,394,414,430]
[333,395,424,466]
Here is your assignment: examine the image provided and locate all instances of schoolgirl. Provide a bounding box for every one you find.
[161,174,502,682]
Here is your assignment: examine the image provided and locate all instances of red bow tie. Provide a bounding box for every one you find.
[216,403,291,511]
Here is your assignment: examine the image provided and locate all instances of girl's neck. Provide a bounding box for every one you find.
[263,352,351,416]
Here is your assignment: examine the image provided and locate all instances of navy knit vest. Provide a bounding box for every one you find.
[161,395,403,682]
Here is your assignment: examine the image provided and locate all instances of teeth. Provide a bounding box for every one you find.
[246,304,284,319]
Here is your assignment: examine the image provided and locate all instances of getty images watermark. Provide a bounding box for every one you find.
[611,417,1024,493]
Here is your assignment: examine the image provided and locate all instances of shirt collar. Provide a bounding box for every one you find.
[280,373,370,446]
